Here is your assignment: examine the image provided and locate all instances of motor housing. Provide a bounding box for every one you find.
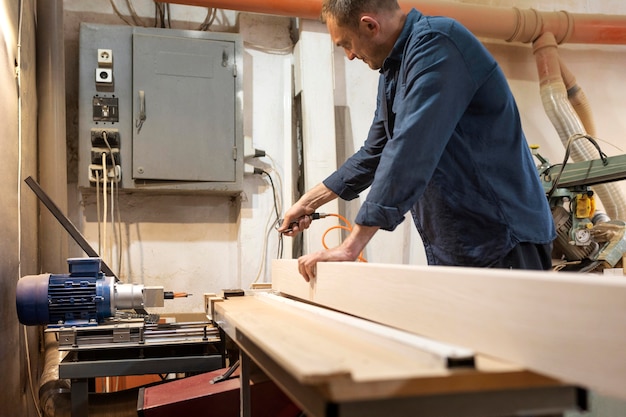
[17,258,118,326]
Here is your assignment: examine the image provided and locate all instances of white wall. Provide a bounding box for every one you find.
[64,2,294,314]
[62,0,626,316]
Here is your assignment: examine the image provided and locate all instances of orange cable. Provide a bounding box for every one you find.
[321,213,367,262]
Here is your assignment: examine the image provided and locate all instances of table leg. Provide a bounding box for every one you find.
[71,378,89,417]
[240,350,251,417]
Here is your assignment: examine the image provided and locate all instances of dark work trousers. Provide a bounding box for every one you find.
[489,242,553,270]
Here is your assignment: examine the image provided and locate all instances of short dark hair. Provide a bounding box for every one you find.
[321,0,400,28]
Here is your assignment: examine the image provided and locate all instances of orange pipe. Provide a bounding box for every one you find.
[169,0,322,20]
[533,32,563,85]
[167,0,626,45]
[558,56,597,136]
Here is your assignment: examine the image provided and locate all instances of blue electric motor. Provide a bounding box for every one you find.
[16,258,115,326]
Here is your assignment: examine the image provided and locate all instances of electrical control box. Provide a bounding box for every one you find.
[78,23,243,194]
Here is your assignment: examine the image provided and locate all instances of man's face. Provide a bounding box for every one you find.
[326,16,386,70]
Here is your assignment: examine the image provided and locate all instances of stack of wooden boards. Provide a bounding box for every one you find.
[212,259,626,416]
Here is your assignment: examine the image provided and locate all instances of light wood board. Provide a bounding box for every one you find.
[271,259,626,400]
[214,294,562,403]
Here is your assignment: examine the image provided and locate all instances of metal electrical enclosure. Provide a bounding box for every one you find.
[78,23,243,194]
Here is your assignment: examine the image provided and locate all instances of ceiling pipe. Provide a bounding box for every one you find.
[167,0,626,45]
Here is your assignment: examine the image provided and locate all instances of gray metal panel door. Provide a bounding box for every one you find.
[132,32,236,181]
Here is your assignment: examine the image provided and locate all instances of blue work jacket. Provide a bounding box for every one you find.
[323,9,556,267]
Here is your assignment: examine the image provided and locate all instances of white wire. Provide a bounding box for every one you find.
[16,5,22,279]
[251,155,285,284]
[109,0,134,26]
[252,182,276,284]
[102,153,107,263]
[96,170,101,255]
[125,0,148,27]
[244,41,294,55]
[102,132,118,274]
[266,154,284,214]
[110,163,115,271]
[114,169,123,277]
[16,1,42,414]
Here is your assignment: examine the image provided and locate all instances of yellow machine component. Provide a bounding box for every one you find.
[575,192,595,219]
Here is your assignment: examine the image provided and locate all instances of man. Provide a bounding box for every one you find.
[278,0,555,281]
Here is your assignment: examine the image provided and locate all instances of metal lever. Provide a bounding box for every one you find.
[136,90,146,132]
[24,176,118,280]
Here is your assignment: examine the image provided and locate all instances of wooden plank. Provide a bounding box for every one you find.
[257,292,476,368]
[214,295,564,403]
[271,259,626,400]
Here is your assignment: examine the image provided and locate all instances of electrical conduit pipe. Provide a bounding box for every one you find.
[167,0,626,45]
[532,32,626,221]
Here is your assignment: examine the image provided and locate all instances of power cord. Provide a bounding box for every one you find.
[546,133,608,199]
[320,213,367,263]
[276,213,367,263]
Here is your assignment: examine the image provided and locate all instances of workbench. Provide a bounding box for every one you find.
[214,293,585,417]
[56,320,224,417]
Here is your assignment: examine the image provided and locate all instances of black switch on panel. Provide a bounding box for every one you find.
[92,96,119,122]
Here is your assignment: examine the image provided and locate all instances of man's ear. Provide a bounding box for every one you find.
[359,15,380,36]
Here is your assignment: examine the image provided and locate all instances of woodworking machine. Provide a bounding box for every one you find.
[16,257,159,327]
[16,177,225,417]
[534,147,626,271]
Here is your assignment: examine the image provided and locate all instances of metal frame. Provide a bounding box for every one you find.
[232,328,585,417]
[59,338,224,417]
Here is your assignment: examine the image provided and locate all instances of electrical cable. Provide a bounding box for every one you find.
[155,2,166,28]
[264,155,285,259]
[546,133,608,199]
[320,213,367,262]
[102,152,108,265]
[125,0,148,27]
[96,170,101,255]
[252,169,282,284]
[265,154,284,214]
[243,41,294,55]
[198,8,217,31]
[16,0,42,414]
[264,170,280,231]
[109,0,134,25]
[244,151,286,285]
[114,174,123,276]
[103,132,115,270]
[102,131,123,276]
[264,169,283,259]
[16,0,22,279]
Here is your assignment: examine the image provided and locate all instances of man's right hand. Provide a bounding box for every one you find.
[277,211,313,236]
[277,183,338,236]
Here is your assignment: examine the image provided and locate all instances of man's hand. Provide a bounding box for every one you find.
[277,210,313,236]
[277,183,338,235]
[298,245,357,282]
[297,224,380,281]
